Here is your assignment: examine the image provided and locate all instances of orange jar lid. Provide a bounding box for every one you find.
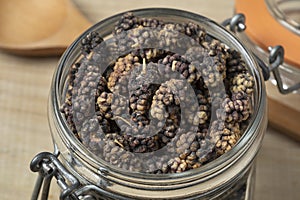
[235,0,300,68]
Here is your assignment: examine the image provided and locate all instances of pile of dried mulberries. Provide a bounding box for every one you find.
[60,12,255,173]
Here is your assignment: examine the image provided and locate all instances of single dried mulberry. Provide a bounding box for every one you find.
[81,31,104,54]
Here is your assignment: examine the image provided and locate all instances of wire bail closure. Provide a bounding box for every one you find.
[222,14,300,94]
[30,152,80,200]
[30,152,109,200]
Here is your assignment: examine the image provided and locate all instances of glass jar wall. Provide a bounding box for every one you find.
[32,8,268,200]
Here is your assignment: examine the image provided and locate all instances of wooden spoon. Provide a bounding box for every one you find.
[0,0,92,56]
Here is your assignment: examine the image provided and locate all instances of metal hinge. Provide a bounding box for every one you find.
[30,152,80,200]
[222,14,300,94]
[30,152,110,200]
[30,151,128,200]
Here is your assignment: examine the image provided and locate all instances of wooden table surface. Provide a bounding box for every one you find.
[0,1,299,199]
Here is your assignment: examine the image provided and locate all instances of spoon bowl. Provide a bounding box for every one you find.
[0,0,92,56]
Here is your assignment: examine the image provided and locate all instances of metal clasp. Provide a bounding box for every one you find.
[268,46,300,94]
[30,152,80,200]
[221,13,246,33]
[222,14,300,94]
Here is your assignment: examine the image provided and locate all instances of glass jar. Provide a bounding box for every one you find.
[234,0,300,139]
[30,8,268,200]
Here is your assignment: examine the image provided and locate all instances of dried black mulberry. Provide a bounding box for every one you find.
[81,31,104,54]
[62,12,256,175]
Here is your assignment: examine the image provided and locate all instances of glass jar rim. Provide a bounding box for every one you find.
[50,7,266,182]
